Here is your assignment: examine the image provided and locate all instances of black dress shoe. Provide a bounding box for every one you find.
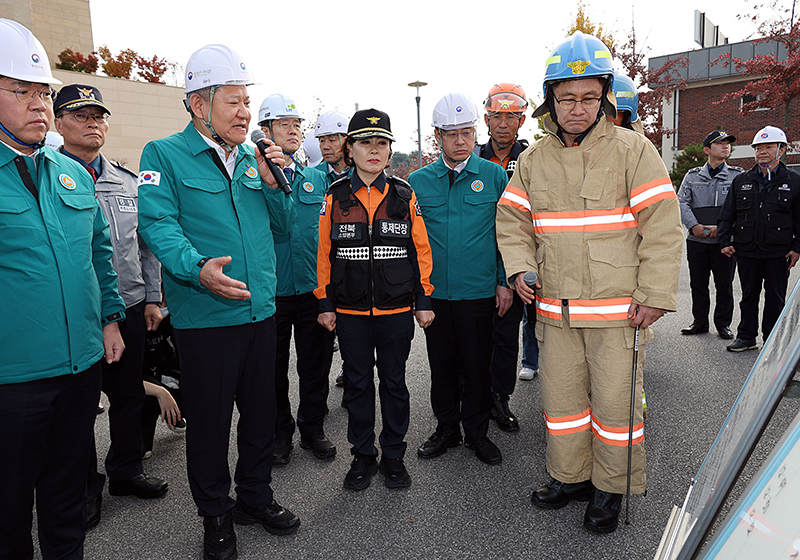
[584,489,623,533]
[343,453,378,491]
[464,436,502,465]
[233,500,300,535]
[681,323,709,335]
[417,428,462,459]
[300,433,336,459]
[490,392,520,432]
[727,338,758,352]
[108,474,168,499]
[203,512,237,560]
[273,437,292,465]
[85,493,101,530]
[717,326,734,340]
[531,478,594,510]
[380,457,411,489]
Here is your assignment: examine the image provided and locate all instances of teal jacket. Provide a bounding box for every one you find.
[0,144,124,385]
[138,124,293,329]
[275,163,328,297]
[314,160,352,188]
[409,155,508,301]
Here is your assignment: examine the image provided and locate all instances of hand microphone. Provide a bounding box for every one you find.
[250,130,292,195]
[523,270,539,288]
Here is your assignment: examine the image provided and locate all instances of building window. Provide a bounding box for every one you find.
[741,93,770,112]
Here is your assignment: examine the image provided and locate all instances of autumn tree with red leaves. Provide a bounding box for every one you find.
[136,54,173,84]
[713,0,800,131]
[55,49,98,74]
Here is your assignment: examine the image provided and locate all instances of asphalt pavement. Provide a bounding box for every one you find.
[38,257,800,560]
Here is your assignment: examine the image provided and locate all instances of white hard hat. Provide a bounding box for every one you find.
[184,44,254,94]
[258,94,303,125]
[752,126,788,146]
[314,110,350,138]
[432,92,479,130]
[303,133,323,167]
[0,19,61,85]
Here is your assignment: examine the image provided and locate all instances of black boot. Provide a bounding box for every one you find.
[584,489,623,533]
[490,392,519,432]
[203,512,237,560]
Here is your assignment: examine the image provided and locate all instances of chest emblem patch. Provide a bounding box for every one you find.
[245,166,258,179]
[59,174,76,190]
[303,182,314,193]
[471,180,485,193]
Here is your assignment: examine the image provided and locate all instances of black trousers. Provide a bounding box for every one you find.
[686,240,735,329]
[736,256,790,341]
[173,319,276,518]
[337,312,414,459]
[424,298,494,440]
[489,292,525,396]
[88,301,147,496]
[0,363,101,560]
[274,292,334,440]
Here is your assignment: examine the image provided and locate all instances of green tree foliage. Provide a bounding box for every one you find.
[566,1,617,53]
[669,143,705,187]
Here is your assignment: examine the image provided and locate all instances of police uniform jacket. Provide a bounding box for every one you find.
[59,148,162,307]
[275,163,327,297]
[409,154,508,301]
[677,161,743,245]
[137,123,293,329]
[315,172,433,315]
[717,162,800,259]
[496,116,683,328]
[0,144,125,385]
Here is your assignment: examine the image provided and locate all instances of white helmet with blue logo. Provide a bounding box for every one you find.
[314,110,350,138]
[0,18,61,85]
[751,126,787,147]
[184,44,254,94]
[432,92,479,131]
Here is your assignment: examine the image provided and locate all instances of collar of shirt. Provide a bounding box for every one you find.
[350,170,387,194]
[61,148,102,177]
[199,133,238,178]
[443,154,469,174]
[286,161,296,173]
[706,162,724,178]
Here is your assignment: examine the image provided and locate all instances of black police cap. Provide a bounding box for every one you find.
[54,84,111,115]
[347,108,394,141]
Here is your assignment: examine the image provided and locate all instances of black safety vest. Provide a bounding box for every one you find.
[328,176,415,311]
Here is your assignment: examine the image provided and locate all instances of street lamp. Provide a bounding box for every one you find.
[408,80,427,169]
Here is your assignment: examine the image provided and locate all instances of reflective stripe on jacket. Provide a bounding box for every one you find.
[496,116,683,328]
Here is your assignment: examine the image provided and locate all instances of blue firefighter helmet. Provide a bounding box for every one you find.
[612,71,639,122]
[533,32,615,118]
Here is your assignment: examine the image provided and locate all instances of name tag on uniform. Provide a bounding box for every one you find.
[779,184,791,191]
[331,222,365,241]
[741,184,753,191]
[507,160,517,174]
[377,219,409,238]
[116,196,136,213]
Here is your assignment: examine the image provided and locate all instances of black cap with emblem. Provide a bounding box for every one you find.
[54,84,111,115]
[703,130,735,147]
[347,108,394,141]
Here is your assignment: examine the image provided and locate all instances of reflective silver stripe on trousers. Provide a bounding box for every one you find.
[336,246,408,260]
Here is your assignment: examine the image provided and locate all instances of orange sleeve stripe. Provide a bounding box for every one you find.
[314,193,334,301]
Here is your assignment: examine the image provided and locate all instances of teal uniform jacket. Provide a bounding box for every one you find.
[275,163,328,297]
[314,160,352,188]
[0,144,125,385]
[137,123,293,329]
[409,154,508,301]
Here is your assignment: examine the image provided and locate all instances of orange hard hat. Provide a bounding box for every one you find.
[484,83,528,113]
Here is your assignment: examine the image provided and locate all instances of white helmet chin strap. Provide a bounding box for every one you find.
[199,87,232,153]
[758,146,784,181]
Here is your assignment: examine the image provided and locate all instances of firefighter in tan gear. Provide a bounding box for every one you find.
[495,32,683,533]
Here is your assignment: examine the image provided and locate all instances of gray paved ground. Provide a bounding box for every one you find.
[39,258,800,560]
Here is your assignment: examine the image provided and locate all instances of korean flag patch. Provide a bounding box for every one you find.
[138,171,161,187]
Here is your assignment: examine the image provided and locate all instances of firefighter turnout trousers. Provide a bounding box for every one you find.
[538,320,650,495]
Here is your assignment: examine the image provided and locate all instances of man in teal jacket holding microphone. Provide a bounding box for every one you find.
[138,44,300,560]
[0,19,125,560]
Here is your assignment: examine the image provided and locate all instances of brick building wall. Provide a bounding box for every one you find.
[677,80,800,169]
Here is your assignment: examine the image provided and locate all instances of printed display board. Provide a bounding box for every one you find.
[656,281,800,560]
